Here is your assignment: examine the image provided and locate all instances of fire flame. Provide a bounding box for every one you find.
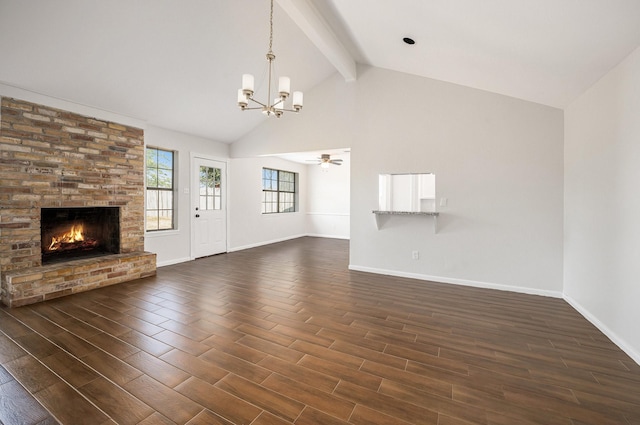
[48,224,85,251]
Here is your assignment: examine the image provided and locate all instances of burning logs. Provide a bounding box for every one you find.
[47,224,99,252]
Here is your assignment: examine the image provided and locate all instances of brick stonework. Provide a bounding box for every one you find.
[3,252,156,308]
[0,97,156,307]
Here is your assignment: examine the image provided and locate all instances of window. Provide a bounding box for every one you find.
[199,166,221,210]
[262,168,297,213]
[146,147,175,231]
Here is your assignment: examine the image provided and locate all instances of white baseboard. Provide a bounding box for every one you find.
[306,233,350,240]
[306,212,350,216]
[156,257,192,268]
[228,234,307,253]
[563,294,640,366]
[347,264,563,298]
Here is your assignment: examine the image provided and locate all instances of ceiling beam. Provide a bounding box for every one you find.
[276,0,357,82]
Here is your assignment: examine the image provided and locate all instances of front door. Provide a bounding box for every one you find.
[192,157,227,258]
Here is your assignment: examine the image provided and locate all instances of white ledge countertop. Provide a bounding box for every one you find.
[372,210,440,232]
[372,210,440,216]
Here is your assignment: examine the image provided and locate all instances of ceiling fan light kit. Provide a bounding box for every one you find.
[318,154,343,168]
[237,0,303,118]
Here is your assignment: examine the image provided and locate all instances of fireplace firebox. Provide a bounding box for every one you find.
[41,207,121,265]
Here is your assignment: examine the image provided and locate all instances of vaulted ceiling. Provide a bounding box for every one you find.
[1,0,639,143]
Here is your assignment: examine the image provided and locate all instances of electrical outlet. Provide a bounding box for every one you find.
[412,250,419,260]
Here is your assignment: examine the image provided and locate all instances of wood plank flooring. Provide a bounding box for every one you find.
[1,237,639,424]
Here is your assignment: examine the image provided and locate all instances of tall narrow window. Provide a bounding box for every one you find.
[146,147,175,231]
[262,168,297,213]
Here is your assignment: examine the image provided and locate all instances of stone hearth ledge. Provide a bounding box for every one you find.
[2,252,156,308]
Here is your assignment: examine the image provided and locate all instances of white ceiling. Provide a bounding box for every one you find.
[1,0,639,144]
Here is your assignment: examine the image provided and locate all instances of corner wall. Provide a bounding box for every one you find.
[143,126,229,266]
[306,153,350,239]
[564,46,640,363]
[228,156,308,251]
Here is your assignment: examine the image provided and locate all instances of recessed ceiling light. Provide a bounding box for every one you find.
[403,37,415,45]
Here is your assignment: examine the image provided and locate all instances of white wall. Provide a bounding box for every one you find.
[143,126,229,266]
[350,67,564,295]
[564,46,640,363]
[306,153,350,239]
[228,156,308,251]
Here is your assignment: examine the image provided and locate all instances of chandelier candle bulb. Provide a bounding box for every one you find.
[237,89,248,108]
[278,76,290,97]
[242,74,254,94]
[273,99,284,117]
[292,91,303,110]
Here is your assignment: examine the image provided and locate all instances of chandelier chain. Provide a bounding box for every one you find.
[268,0,274,55]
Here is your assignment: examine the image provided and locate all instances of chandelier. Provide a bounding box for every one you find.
[237,0,303,117]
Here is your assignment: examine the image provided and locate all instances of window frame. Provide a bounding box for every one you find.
[262,167,297,214]
[145,146,176,232]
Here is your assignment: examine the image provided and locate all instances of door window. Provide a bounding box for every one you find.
[199,166,221,210]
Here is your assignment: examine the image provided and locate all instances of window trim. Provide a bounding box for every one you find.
[262,167,297,214]
[145,146,176,232]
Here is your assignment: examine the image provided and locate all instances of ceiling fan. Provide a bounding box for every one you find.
[310,154,343,168]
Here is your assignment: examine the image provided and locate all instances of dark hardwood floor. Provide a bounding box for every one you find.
[1,237,639,424]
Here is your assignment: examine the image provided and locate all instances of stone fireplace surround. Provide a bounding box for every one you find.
[0,97,156,307]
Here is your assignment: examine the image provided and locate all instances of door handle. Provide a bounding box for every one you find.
[195,214,200,218]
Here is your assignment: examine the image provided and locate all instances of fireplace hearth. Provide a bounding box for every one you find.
[41,207,120,265]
